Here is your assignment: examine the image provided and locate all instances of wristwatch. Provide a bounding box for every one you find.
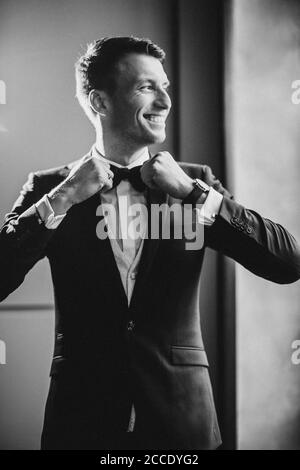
[182,179,210,206]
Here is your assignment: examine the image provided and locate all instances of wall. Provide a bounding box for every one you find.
[227,0,300,449]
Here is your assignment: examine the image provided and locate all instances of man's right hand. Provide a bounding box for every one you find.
[47,156,114,215]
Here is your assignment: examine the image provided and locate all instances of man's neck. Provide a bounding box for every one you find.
[95,135,148,166]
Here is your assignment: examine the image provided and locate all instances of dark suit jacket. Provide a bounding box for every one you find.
[0,156,300,450]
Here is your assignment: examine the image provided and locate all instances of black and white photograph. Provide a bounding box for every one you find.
[0,0,300,452]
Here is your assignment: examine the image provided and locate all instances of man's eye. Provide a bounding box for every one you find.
[140,85,154,91]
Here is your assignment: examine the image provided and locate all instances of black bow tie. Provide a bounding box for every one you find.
[110,165,146,192]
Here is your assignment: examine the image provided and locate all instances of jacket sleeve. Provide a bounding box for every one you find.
[0,172,56,302]
[200,165,300,284]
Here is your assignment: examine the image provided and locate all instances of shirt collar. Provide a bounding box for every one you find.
[92,144,150,169]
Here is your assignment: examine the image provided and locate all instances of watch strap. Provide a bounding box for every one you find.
[182,179,210,206]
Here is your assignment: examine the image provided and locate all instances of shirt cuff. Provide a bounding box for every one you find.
[195,187,223,226]
[35,194,66,230]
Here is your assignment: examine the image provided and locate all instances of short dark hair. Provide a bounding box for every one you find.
[75,36,166,122]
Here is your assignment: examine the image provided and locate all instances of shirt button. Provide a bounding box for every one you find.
[127,320,135,331]
[130,271,137,280]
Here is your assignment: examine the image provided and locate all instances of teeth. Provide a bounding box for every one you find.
[145,115,165,123]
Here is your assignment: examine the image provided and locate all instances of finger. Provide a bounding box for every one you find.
[102,160,111,168]
[141,171,154,186]
[101,179,113,192]
[106,168,114,179]
[150,153,162,162]
[151,174,161,186]
[102,172,114,190]
[148,179,160,190]
[143,174,159,189]
[141,162,155,178]
[141,159,151,172]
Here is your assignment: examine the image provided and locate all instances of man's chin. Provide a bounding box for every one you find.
[135,127,166,146]
[147,130,166,145]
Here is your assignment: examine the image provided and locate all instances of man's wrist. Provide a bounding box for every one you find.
[47,182,75,215]
[182,178,210,206]
[179,177,195,199]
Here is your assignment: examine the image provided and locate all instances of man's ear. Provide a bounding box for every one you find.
[88,89,109,117]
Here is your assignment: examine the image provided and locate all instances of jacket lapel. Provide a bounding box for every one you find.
[67,191,128,308]
[61,151,128,307]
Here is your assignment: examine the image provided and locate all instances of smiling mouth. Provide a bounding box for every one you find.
[144,114,166,124]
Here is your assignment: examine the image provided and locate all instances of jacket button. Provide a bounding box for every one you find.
[246,227,253,234]
[127,320,135,331]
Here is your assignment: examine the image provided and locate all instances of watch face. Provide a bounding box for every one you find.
[195,179,210,192]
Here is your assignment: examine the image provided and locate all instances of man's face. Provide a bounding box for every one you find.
[105,53,171,146]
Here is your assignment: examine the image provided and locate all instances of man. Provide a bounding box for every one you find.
[0,36,299,450]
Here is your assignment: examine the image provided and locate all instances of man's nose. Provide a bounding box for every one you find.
[155,89,172,110]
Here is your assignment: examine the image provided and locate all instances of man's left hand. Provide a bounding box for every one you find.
[141,152,194,199]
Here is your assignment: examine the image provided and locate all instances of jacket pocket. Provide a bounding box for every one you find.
[171,345,209,367]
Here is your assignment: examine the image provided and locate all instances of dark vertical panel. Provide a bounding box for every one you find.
[177,0,236,449]
[219,0,237,450]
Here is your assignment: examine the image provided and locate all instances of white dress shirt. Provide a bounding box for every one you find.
[94,146,149,305]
